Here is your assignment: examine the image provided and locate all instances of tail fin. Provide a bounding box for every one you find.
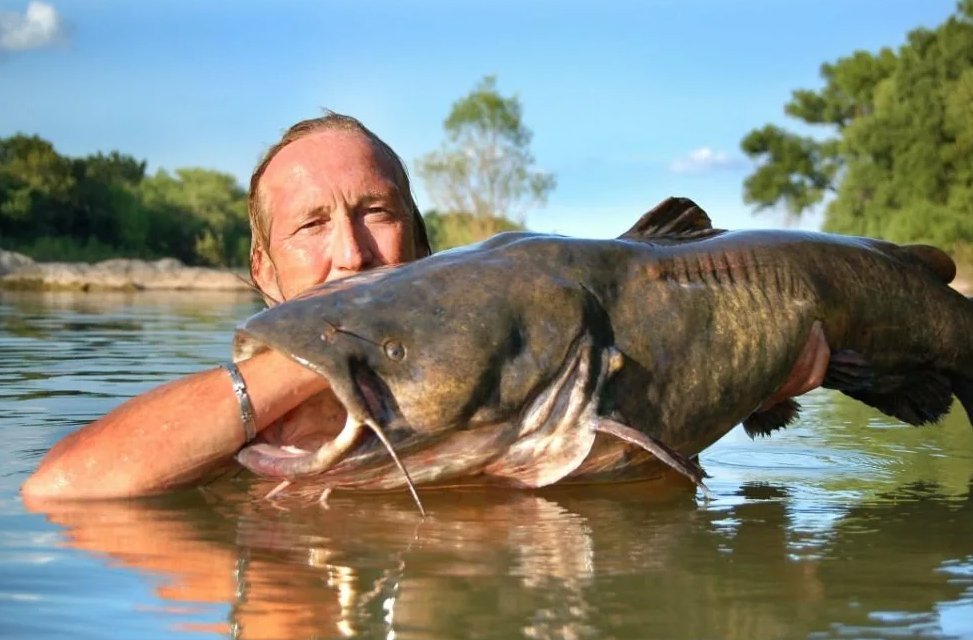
[954,294,973,425]
[953,374,973,426]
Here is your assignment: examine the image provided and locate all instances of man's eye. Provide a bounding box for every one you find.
[298,219,327,231]
[365,207,397,220]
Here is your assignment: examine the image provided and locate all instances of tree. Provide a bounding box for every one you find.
[138,168,249,266]
[741,1,973,254]
[0,133,250,265]
[417,75,555,228]
[0,134,76,238]
[422,210,525,253]
[70,151,147,246]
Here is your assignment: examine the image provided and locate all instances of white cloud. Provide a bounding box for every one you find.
[0,2,64,52]
[669,147,743,175]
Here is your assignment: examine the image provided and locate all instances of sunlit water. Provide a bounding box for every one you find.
[1,290,972,639]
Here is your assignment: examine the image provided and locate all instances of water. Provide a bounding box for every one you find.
[1,290,972,640]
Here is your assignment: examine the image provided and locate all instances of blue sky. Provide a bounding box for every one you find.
[1,0,959,238]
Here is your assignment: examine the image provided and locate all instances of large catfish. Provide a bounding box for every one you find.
[234,197,973,511]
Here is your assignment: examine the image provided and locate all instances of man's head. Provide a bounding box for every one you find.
[249,113,431,302]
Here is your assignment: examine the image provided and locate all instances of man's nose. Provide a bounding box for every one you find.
[330,214,372,277]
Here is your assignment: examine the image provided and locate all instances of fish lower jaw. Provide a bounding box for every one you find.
[235,414,365,479]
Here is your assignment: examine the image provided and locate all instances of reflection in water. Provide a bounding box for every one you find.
[22,484,689,639]
[4,290,973,639]
[22,473,973,640]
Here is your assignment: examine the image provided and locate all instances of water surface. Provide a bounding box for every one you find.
[2,290,972,639]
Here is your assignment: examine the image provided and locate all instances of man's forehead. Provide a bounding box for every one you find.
[267,129,396,182]
[261,130,404,216]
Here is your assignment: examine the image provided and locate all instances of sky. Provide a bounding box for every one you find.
[0,0,960,238]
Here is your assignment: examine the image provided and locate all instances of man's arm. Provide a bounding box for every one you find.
[21,349,330,499]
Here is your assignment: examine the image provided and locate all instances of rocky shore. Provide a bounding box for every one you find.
[0,249,253,292]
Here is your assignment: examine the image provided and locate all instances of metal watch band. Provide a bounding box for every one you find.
[222,362,257,443]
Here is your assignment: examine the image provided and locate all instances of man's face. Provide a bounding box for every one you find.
[253,129,417,301]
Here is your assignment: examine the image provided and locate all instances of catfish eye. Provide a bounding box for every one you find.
[384,340,406,361]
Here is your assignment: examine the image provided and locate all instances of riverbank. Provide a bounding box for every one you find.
[0,249,253,292]
[2,248,970,295]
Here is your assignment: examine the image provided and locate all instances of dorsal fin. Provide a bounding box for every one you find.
[900,244,956,284]
[620,197,724,241]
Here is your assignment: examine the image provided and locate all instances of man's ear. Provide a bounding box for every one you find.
[251,246,282,306]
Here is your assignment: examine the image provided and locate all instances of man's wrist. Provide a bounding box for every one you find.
[221,362,257,443]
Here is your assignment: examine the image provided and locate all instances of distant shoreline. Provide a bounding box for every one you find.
[2,248,969,295]
[0,249,254,293]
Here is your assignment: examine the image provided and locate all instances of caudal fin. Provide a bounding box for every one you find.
[952,374,973,426]
[958,295,973,425]
[948,296,973,425]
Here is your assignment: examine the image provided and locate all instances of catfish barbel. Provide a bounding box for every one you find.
[233,197,973,513]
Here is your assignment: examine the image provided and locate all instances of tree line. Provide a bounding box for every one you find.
[743,0,973,259]
[0,135,251,265]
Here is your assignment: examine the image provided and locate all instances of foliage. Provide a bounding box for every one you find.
[417,75,555,226]
[0,134,249,266]
[423,210,525,252]
[0,135,76,236]
[741,1,973,253]
[138,168,249,266]
[10,235,120,263]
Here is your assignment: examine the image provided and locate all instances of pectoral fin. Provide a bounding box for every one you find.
[594,418,712,497]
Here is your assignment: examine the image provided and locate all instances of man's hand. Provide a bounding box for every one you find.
[256,389,346,452]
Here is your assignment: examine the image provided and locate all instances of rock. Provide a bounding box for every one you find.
[0,255,254,291]
[0,250,35,276]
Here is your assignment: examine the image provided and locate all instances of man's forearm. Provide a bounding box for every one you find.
[21,349,329,499]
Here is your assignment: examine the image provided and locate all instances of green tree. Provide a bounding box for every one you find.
[741,1,973,254]
[138,168,249,266]
[0,134,76,238]
[417,75,555,230]
[69,151,147,247]
[0,134,250,266]
[423,210,525,252]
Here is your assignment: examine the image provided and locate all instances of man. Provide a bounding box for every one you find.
[22,113,431,500]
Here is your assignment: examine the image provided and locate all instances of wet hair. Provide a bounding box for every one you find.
[247,111,431,284]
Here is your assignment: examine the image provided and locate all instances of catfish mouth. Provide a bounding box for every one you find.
[232,332,426,514]
[350,360,397,430]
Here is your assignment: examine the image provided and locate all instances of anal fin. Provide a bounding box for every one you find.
[823,349,878,392]
[823,349,954,426]
[847,370,954,426]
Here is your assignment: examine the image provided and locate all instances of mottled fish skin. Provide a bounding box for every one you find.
[233,197,973,492]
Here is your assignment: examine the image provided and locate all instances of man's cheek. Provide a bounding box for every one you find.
[379,224,411,262]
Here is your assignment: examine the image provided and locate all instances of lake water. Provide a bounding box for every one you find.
[1,289,972,639]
